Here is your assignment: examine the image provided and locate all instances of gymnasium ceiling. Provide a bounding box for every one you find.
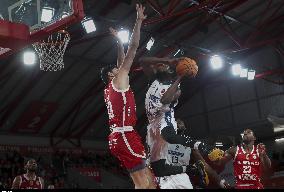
[0,0,284,147]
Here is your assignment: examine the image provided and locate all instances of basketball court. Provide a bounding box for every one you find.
[0,0,284,189]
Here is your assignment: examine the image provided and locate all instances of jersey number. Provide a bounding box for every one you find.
[172,156,179,164]
[243,165,251,174]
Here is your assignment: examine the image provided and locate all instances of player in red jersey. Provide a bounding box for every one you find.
[100,4,156,189]
[209,129,271,189]
[12,159,44,189]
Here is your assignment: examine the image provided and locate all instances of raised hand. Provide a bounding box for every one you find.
[257,143,266,156]
[136,4,147,21]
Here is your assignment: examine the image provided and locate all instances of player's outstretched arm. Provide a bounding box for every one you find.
[119,4,145,74]
[139,57,178,78]
[114,4,146,90]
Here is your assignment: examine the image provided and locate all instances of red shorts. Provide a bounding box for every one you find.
[108,130,146,172]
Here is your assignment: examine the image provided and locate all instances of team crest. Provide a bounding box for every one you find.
[253,155,257,159]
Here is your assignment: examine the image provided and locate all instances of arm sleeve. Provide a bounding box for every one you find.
[161,126,213,156]
[161,126,188,146]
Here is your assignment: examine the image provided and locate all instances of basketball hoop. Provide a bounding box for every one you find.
[32,30,70,71]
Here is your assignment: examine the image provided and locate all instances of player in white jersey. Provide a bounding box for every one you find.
[162,119,201,189]
[165,119,193,167]
[140,57,230,189]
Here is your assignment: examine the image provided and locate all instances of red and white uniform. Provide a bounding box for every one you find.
[233,145,263,189]
[18,174,43,189]
[104,80,146,172]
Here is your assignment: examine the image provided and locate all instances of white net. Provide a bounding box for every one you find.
[32,30,70,71]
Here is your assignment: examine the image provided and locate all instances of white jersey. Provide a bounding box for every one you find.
[166,144,191,166]
[158,173,193,189]
[145,80,179,163]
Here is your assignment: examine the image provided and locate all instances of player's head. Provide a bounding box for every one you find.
[25,159,37,172]
[155,63,175,82]
[176,118,186,135]
[100,64,118,85]
[241,129,256,144]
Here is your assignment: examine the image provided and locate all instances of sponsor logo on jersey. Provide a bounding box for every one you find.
[168,150,184,157]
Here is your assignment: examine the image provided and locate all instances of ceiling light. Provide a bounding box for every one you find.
[232,64,242,76]
[210,55,223,69]
[41,7,55,22]
[146,37,155,50]
[81,18,96,33]
[117,29,129,44]
[247,70,256,80]
[240,68,248,78]
[23,51,36,65]
[174,49,181,57]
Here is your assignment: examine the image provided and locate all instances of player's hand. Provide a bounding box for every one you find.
[219,179,231,189]
[257,143,266,156]
[109,27,118,38]
[136,4,147,21]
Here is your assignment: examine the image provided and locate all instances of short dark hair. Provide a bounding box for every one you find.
[100,64,116,85]
[243,128,255,136]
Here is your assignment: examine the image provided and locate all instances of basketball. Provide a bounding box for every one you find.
[176,57,198,78]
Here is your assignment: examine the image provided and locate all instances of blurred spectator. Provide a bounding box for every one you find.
[48,184,55,189]
[0,149,132,189]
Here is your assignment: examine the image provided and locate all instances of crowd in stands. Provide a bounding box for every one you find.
[0,150,130,189]
[1,148,283,189]
[60,151,129,177]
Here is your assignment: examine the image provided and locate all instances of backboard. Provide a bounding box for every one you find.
[0,0,84,58]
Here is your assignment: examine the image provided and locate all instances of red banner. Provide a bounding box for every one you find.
[12,100,58,133]
[76,167,101,182]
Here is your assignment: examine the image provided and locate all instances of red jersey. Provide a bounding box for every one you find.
[19,174,43,189]
[233,145,263,189]
[104,80,137,129]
